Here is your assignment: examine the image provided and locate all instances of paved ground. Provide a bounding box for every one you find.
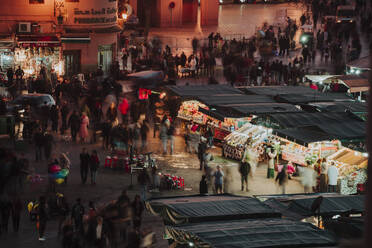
[0,128,305,248]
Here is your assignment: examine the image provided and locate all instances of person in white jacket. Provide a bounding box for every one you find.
[267,147,277,179]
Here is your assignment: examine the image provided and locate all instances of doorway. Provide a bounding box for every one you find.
[182,0,198,24]
[98,45,113,75]
[63,50,81,77]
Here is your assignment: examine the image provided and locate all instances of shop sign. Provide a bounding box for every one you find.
[20,42,61,48]
[73,7,117,24]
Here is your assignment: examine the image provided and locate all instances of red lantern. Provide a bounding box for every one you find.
[169,1,175,9]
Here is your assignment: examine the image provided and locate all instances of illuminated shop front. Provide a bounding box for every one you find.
[14,35,63,77]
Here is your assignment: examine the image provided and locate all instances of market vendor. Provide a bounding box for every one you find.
[267,147,277,179]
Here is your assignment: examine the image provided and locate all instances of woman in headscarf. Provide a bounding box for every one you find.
[79,112,89,143]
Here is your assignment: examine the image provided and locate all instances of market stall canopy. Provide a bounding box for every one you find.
[332,75,370,93]
[166,85,242,97]
[0,35,14,48]
[328,148,368,168]
[196,94,275,106]
[241,86,317,96]
[229,103,302,115]
[347,56,370,70]
[165,218,337,248]
[123,70,164,88]
[304,101,367,113]
[17,35,61,47]
[262,193,365,218]
[146,194,281,225]
[274,127,335,146]
[276,92,352,104]
[268,112,366,139]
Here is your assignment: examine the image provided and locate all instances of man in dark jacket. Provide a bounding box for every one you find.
[239,161,251,192]
[33,128,44,161]
[68,110,80,142]
[37,196,48,241]
[79,148,90,184]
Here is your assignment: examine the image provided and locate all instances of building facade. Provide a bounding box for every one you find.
[0,0,121,77]
[129,0,219,28]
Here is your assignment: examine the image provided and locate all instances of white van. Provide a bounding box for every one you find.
[336,5,356,23]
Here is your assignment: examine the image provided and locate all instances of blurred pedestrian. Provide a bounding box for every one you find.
[33,128,44,161]
[320,158,328,193]
[79,112,89,143]
[50,105,59,133]
[239,160,251,192]
[199,175,208,195]
[1,194,12,234]
[59,153,71,184]
[327,162,339,193]
[213,165,224,194]
[90,150,99,185]
[137,169,150,201]
[37,196,48,241]
[79,148,90,184]
[159,116,169,155]
[275,164,288,194]
[198,137,207,171]
[68,110,80,142]
[43,131,54,161]
[299,164,317,193]
[60,101,69,135]
[131,195,144,230]
[71,198,84,233]
[11,196,22,232]
[140,121,149,152]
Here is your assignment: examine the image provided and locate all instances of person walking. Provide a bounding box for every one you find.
[267,147,277,179]
[167,121,175,155]
[79,148,90,184]
[133,122,141,153]
[1,194,12,234]
[299,164,317,193]
[319,158,328,193]
[71,198,84,233]
[159,116,169,155]
[137,169,150,201]
[90,150,99,185]
[68,110,80,142]
[60,101,69,135]
[275,164,288,194]
[239,160,251,192]
[140,121,149,152]
[131,195,144,231]
[33,128,44,161]
[213,165,224,194]
[43,132,54,161]
[11,196,22,232]
[37,196,48,241]
[198,138,208,171]
[79,112,89,143]
[50,105,59,133]
[59,153,71,184]
[327,162,339,193]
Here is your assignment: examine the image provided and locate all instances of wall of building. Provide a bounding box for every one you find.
[200,0,219,26]
[63,0,118,28]
[0,0,55,33]
[158,0,183,27]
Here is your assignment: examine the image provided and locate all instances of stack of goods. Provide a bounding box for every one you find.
[223,124,272,161]
[177,100,208,123]
[159,173,185,191]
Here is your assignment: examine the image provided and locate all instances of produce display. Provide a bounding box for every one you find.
[327,148,368,195]
[177,100,207,123]
[223,124,272,161]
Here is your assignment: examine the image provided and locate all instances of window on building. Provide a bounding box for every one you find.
[66,0,79,2]
[29,0,44,4]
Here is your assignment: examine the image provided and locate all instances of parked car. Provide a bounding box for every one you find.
[7,93,55,118]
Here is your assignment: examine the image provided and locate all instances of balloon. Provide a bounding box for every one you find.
[50,165,61,173]
[55,172,65,179]
[60,169,69,177]
[55,178,64,184]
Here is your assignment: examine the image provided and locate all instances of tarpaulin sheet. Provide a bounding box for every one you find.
[146,194,281,225]
[230,103,302,115]
[167,85,242,97]
[196,95,275,106]
[286,195,365,217]
[275,92,352,104]
[274,127,334,146]
[269,112,366,139]
[243,86,318,96]
[165,218,337,248]
[306,101,367,113]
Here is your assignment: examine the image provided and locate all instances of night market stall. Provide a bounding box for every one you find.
[164,218,337,248]
[146,194,281,225]
[223,123,273,161]
[327,148,368,194]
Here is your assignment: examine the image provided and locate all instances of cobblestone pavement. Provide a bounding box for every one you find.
[0,128,305,248]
